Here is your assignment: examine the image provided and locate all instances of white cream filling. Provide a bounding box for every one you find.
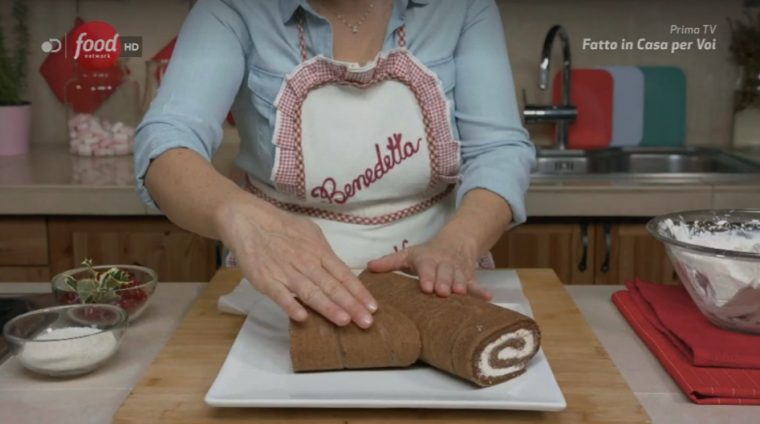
[477,329,536,378]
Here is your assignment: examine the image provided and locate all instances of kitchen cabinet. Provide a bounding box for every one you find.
[48,218,219,282]
[492,220,678,285]
[490,221,595,284]
[592,222,678,285]
[0,267,51,281]
[0,217,218,282]
[0,218,50,282]
[0,218,48,266]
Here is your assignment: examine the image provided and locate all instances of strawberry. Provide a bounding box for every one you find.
[118,297,135,312]
[59,291,80,304]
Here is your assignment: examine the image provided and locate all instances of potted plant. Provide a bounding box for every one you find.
[0,0,30,156]
[729,10,760,148]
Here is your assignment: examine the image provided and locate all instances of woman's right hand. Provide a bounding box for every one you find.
[214,194,377,328]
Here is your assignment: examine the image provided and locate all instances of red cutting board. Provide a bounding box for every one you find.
[552,69,614,149]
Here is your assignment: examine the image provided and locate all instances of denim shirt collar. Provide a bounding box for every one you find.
[280,0,430,24]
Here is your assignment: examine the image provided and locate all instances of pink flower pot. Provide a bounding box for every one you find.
[0,104,32,156]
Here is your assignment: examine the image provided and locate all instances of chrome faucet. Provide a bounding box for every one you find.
[523,25,577,150]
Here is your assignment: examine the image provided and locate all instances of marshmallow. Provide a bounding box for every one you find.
[82,135,99,146]
[77,144,93,156]
[69,114,137,157]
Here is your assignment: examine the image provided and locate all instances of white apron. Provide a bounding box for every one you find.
[244,17,481,269]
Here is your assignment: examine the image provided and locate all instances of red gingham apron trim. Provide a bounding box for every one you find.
[398,25,406,48]
[247,180,454,226]
[272,51,460,199]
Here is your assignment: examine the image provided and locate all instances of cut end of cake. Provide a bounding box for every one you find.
[473,327,541,386]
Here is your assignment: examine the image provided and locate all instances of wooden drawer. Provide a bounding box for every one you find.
[48,217,218,282]
[491,222,595,285]
[0,267,51,282]
[0,218,48,266]
[593,223,678,285]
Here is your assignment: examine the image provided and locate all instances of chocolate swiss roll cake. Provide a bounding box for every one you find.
[289,304,421,372]
[361,271,541,387]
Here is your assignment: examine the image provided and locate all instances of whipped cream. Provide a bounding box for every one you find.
[663,218,760,320]
[477,328,536,378]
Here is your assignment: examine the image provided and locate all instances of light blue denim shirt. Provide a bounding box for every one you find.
[135,0,536,224]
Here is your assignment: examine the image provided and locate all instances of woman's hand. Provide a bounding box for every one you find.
[215,195,377,328]
[367,233,492,301]
[367,189,514,301]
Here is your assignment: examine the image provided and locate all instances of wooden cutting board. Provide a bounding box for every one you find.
[115,269,650,423]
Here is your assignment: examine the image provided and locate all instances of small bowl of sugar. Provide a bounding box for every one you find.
[2,304,128,377]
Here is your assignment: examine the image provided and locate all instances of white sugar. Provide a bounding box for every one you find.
[19,327,119,374]
[34,326,102,340]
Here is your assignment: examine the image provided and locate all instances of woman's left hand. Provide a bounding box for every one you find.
[366,235,492,301]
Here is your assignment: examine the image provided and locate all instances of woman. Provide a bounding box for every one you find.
[135,0,535,330]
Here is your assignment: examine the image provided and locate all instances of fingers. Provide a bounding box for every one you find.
[451,268,469,295]
[237,255,309,322]
[367,250,408,273]
[415,258,437,294]
[299,259,374,329]
[323,255,378,313]
[408,252,480,300]
[288,269,352,327]
[467,278,493,301]
[264,281,309,322]
[433,262,455,297]
[429,264,491,300]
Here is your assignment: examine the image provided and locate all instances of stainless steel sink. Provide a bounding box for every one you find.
[533,147,760,181]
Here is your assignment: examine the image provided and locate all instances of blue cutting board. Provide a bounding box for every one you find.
[604,66,644,147]
[639,66,686,146]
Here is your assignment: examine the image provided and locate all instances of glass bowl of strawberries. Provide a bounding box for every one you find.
[52,259,157,322]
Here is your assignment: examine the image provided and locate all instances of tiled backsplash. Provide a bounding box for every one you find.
[16,0,747,147]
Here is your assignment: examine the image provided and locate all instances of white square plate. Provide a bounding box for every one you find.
[206,271,566,410]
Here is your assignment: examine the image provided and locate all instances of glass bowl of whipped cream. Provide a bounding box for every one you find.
[648,209,760,334]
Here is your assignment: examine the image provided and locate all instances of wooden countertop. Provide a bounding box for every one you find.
[115,268,650,423]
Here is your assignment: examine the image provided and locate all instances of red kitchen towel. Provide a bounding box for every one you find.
[613,289,760,405]
[628,280,760,368]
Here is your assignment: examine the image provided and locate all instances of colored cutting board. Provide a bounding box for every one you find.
[604,66,644,147]
[553,69,614,149]
[639,66,686,146]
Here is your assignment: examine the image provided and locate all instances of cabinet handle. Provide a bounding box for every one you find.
[577,222,588,272]
[601,223,612,273]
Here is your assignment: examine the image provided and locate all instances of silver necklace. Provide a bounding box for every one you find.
[334,1,375,34]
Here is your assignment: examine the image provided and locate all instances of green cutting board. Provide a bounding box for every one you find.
[639,66,686,146]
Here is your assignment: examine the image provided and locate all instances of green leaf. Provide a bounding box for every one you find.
[0,0,29,103]
[101,274,122,290]
[111,269,131,284]
[76,278,98,303]
[64,275,78,292]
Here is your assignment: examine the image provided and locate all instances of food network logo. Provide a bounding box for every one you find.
[41,20,142,69]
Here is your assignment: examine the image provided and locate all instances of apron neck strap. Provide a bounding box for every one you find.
[297,10,406,63]
[298,11,309,62]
